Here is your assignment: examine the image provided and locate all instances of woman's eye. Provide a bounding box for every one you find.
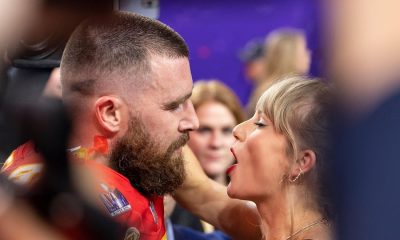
[254,121,266,127]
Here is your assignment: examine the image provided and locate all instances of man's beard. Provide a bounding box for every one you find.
[109,116,188,196]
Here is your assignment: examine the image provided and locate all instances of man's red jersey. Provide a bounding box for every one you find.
[1,141,167,240]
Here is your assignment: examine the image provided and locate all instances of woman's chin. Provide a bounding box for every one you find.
[227,182,257,201]
[227,182,242,199]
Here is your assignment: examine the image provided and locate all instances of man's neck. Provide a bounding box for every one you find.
[67,137,111,166]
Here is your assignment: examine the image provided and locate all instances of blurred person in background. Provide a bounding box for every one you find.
[247,28,311,116]
[188,80,245,186]
[0,0,38,55]
[172,80,245,235]
[175,76,334,240]
[239,39,267,88]
[327,0,400,239]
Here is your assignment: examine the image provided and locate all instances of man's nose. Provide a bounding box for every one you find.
[178,100,199,132]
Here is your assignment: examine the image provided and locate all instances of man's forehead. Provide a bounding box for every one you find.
[146,56,193,97]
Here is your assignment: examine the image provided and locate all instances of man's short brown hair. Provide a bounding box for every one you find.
[61,11,189,97]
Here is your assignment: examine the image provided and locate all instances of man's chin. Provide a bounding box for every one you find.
[138,180,183,197]
[173,146,184,156]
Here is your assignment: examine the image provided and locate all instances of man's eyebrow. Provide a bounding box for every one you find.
[162,92,193,110]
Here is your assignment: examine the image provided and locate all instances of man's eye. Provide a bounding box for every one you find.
[164,102,183,111]
[171,103,182,110]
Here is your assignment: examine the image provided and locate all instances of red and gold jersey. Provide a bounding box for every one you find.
[1,142,167,240]
[83,159,167,240]
[1,141,44,185]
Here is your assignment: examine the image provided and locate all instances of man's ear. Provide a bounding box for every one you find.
[94,96,124,135]
[290,149,317,177]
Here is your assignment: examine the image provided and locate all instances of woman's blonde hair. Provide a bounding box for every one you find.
[191,80,245,124]
[256,76,330,158]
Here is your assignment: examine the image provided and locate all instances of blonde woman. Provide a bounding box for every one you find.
[176,76,334,240]
[247,28,311,116]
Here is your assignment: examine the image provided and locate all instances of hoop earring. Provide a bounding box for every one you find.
[289,168,303,183]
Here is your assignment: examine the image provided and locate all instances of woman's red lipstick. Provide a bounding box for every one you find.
[227,147,238,176]
[226,164,237,176]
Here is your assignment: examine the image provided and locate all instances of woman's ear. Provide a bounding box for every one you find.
[298,149,316,173]
[289,149,316,180]
[94,96,124,135]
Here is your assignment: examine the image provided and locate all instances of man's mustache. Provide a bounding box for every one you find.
[170,132,189,151]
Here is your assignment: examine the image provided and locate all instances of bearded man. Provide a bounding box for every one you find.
[1,11,199,240]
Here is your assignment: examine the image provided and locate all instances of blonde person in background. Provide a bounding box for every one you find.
[171,80,245,235]
[247,28,311,116]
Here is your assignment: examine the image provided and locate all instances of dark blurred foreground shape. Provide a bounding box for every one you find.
[0,97,124,239]
[327,0,400,239]
[0,0,113,159]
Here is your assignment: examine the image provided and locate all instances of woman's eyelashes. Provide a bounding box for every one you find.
[254,120,267,128]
